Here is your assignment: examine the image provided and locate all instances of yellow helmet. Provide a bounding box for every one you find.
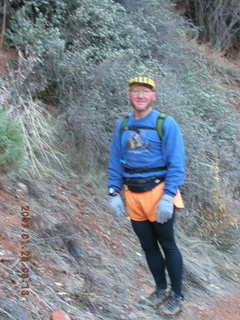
[128,77,156,89]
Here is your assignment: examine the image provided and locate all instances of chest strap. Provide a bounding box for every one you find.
[124,166,167,174]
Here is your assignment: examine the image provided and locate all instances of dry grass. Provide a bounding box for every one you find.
[0,86,66,178]
[15,97,66,178]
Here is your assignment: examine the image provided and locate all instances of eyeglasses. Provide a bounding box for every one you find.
[129,89,154,96]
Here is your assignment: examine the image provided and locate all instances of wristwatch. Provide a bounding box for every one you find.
[108,187,118,196]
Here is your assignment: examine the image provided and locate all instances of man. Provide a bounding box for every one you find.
[108,76,185,315]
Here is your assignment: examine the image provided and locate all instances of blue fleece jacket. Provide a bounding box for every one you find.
[108,110,185,196]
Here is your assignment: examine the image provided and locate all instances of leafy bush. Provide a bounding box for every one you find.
[0,110,25,172]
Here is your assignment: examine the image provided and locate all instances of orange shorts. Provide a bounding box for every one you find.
[124,182,184,222]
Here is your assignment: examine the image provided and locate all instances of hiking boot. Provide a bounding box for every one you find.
[161,291,184,315]
[143,288,168,307]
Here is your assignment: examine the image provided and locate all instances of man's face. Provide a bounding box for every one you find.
[128,83,156,113]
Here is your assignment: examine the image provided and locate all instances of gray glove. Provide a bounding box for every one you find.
[157,194,174,223]
[109,194,125,217]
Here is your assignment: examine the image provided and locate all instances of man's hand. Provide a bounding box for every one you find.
[157,194,174,223]
[108,194,125,217]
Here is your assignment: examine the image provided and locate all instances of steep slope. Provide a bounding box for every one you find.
[0,173,239,319]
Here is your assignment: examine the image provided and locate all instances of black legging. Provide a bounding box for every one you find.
[131,214,183,296]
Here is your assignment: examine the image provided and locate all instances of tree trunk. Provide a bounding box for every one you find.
[0,0,7,49]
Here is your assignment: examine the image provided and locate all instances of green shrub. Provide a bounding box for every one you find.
[0,110,25,172]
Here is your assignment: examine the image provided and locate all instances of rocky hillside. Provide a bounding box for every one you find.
[0,169,240,319]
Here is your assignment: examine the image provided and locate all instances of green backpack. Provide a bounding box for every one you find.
[119,113,167,139]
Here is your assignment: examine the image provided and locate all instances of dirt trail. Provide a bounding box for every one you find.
[181,294,240,320]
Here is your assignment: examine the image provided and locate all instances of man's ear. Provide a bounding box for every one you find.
[152,92,157,101]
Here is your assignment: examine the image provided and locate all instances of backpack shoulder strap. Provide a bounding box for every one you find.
[119,115,130,136]
[156,113,167,138]
[120,113,167,138]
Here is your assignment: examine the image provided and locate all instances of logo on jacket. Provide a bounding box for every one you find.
[127,131,150,152]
